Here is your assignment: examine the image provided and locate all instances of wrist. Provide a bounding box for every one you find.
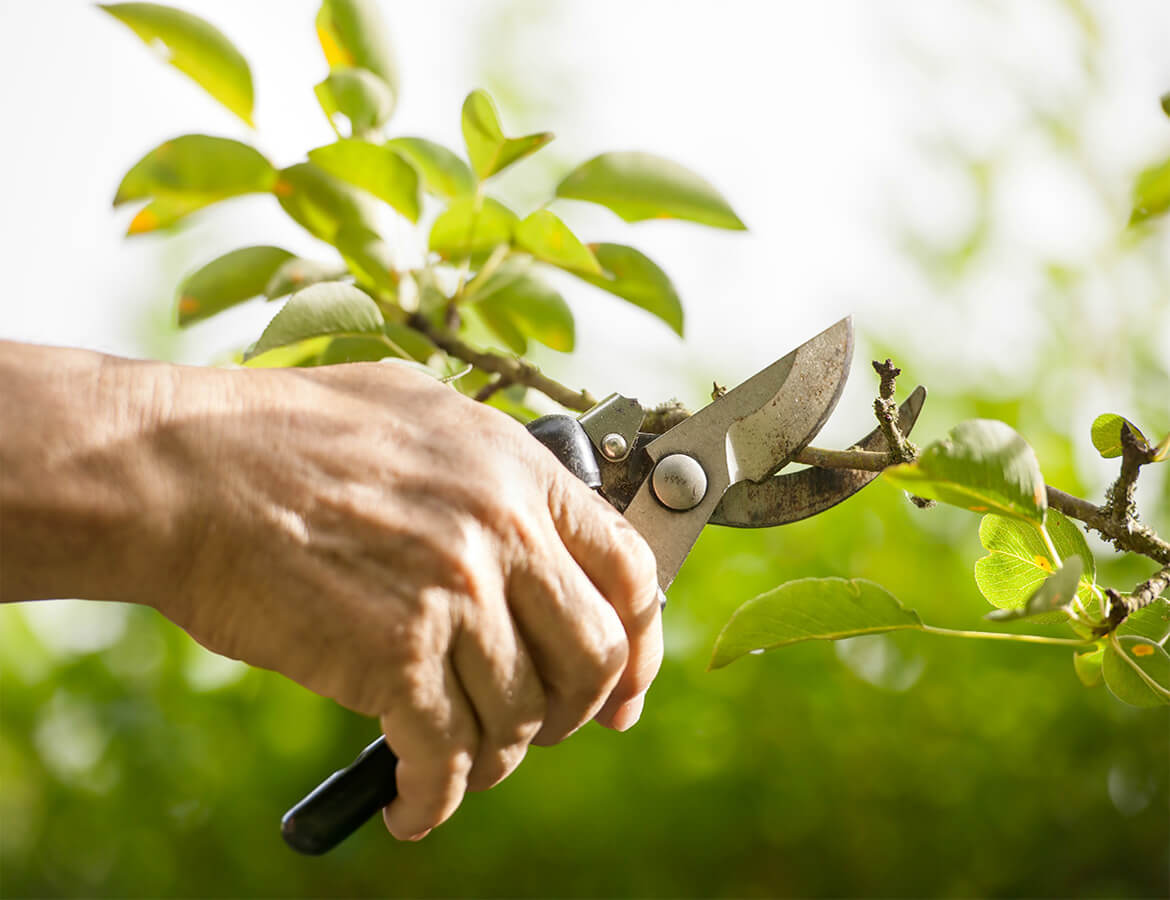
[0,343,202,607]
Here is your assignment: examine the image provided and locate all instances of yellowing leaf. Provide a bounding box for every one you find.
[274,162,380,243]
[100,2,255,126]
[315,0,398,106]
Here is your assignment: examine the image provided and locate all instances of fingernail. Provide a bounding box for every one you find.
[407,828,431,842]
[657,588,667,611]
[613,693,645,732]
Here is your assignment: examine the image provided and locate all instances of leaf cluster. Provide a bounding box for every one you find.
[101,0,745,415]
[716,416,1170,708]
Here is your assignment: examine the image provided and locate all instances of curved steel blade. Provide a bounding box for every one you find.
[709,385,927,528]
[623,317,854,588]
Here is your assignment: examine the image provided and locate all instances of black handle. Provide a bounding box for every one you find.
[281,415,599,854]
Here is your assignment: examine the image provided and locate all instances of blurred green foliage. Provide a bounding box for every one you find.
[2,1,1168,897]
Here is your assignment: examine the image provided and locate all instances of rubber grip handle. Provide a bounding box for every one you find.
[280,415,599,854]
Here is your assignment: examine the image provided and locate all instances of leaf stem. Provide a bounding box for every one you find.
[1037,522,1063,568]
[919,624,1093,648]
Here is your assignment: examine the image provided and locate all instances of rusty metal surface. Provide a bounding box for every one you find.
[709,385,927,528]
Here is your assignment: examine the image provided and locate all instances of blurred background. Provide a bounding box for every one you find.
[1,1,1168,896]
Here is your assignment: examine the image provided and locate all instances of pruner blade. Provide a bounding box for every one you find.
[624,317,854,589]
[709,385,927,528]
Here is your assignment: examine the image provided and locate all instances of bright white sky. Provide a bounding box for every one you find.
[1,1,1168,438]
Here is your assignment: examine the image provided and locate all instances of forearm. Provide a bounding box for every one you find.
[0,341,192,605]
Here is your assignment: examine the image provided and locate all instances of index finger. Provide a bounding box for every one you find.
[547,477,664,731]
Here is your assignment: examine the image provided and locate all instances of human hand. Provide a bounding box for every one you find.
[145,360,663,840]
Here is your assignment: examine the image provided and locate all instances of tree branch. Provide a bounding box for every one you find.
[407,313,597,411]
[872,359,917,464]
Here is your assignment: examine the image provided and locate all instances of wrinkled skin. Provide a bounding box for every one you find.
[0,344,663,840]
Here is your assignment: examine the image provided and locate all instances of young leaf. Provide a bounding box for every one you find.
[1090,413,1147,458]
[333,223,396,298]
[974,510,1097,616]
[265,258,349,301]
[273,162,380,243]
[177,246,294,325]
[1129,156,1170,225]
[115,135,276,229]
[461,89,553,180]
[514,210,601,276]
[556,152,746,230]
[985,556,1084,623]
[314,67,395,136]
[709,578,923,670]
[386,137,475,199]
[99,2,254,126]
[1103,636,1170,707]
[1073,645,1105,687]
[468,260,575,354]
[246,282,383,360]
[1155,434,1170,462]
[576,243,684,336]
[428,196,518,263]
[884,420,1048,523]
[307,139,421,222]
[316,0,398,111]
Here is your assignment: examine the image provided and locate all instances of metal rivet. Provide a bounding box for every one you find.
[601,432,628,460]
[651,454,708,511]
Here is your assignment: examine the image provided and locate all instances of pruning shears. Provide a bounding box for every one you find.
[281,316,926,854]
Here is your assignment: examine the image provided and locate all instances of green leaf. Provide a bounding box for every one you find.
[314,67,395,136]
[576,243,684,336]
[115,135,276,232]
[428,196,518,264]
[242,335,332,369]
[1129,156,1170,225]
[1118,599,1170,643]
[974,510,1097,617]
[316,335,398,365]
[383,322,437,362]
[316,0,398,108]
[985,556,1084,623]
[264,258,349,301]
[1103,636,1170,707]
[468,260,575,354]
[513,210,601,276]
[176,246,294,326]
[99,2,254,126]
[1074,645,1105,687]
[709,578,923,670]
[386,137,474,199]
[273,162,379,243]
[884,420,1048,523]
[333,223,396,298]
[246,282,384,360]
[460,89,553,180]
[1162,92,1170,118]
[307,139,420,223]
[556,151,746,230]
[1090,413,1147,458]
